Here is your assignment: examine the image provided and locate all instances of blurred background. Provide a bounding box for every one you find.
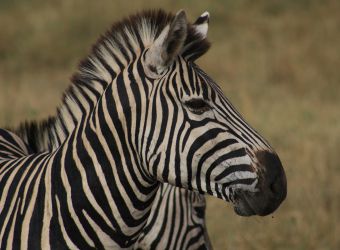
[0,0,339,249]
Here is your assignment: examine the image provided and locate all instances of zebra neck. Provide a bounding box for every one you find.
[52,115,159,240]
[51,57,137,150]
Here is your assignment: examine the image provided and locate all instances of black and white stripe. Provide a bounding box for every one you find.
[0,9,286,249]
[134,184,211,250]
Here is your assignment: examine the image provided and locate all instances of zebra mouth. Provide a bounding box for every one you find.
[231,190,257,216]
[231,185,286,217]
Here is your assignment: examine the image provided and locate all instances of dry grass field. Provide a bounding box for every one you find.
[1,0,339,249]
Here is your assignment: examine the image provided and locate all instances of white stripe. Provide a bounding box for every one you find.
[55,196,79,250]
[20,155,48,250]
[6,198,20,250]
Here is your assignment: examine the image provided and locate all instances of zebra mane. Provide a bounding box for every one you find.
[14,9,210,152]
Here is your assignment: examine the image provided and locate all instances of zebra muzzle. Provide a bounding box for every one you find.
[232,151,287,216]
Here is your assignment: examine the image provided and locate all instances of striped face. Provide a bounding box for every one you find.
[143,57,286,216]
[142,11,287,216]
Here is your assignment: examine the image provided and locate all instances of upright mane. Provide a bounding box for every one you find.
[14,9,210,152]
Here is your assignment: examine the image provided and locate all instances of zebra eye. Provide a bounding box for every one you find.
[184,98,210,114]
[194,206,205,218]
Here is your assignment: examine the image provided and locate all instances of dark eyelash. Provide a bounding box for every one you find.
[194,206,205,218]
[184,99,210,114]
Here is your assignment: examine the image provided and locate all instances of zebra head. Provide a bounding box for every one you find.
[141,10,287,216]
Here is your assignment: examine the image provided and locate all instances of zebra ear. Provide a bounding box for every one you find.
[145,10,188,78]
[181,11,210,62]
[193,11,209,39]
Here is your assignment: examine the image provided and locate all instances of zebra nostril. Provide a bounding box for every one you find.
[269,170,287,200]
[256,150,287,199]
[270,176,280,194]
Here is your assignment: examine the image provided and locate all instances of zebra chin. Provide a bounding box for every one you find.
[231,150,287,217]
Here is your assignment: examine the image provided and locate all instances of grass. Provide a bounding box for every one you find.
[1,0,339,249]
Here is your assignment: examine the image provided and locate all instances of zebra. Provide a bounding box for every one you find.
[0,9,287,249]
